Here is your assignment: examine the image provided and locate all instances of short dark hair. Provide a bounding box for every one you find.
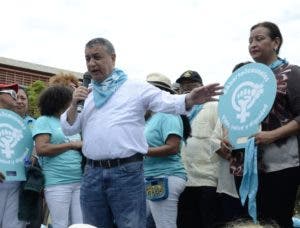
[232,61,252,73]
[251,21,283,54]
[38,85,73,116]
[85,37,115,55]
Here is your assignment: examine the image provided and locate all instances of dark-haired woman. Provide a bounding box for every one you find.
[16,86,35,129]
[32,85,83,228]
[249,21,300,228]
[144,73,190,228]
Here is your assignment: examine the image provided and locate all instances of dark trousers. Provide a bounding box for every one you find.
[177,186,217,228]
[257,166,300,228]
[25,194,45,228]
[215,193,247,226]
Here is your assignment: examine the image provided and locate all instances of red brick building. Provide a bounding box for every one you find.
[0,57,83,86]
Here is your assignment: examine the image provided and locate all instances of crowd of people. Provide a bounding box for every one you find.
[0,21,300,228]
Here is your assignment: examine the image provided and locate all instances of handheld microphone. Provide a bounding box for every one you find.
[77,72,92,113]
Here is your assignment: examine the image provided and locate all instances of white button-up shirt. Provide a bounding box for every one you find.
[60,79,187,160]
[181,102,221,187]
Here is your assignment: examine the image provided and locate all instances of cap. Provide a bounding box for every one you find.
[176,70,203,84]
[146,73,175,94]
[0,83,18,93]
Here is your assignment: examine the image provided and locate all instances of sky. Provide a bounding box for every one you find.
[1,0,300,85]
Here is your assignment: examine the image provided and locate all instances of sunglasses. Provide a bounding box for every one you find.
[0,89,17,100]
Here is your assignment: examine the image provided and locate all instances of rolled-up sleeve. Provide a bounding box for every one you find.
[60,110,82,136]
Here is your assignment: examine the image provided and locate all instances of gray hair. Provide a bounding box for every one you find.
[85,38,115,55]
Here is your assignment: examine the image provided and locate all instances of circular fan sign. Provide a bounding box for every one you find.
[0,109,33,181]
[218,63,277,149]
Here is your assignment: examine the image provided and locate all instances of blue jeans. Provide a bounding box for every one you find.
[80,161,146,228]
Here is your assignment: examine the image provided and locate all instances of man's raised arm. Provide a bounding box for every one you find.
[185,83,223,110]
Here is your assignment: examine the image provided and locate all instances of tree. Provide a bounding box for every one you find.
[27,80,46,118]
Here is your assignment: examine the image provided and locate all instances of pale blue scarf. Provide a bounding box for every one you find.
[188,105,203,122]
[269,57,288,70]
[92,68,127,108]
[239,137,258,223]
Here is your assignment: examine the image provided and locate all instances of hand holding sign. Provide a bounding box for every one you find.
[0,109,33,181]
[218,63,277,149]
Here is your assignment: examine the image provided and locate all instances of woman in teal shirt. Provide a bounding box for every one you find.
[32,85,83,228]
[144,73,191,228]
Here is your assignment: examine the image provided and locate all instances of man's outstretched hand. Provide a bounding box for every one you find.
[185,83,223,110]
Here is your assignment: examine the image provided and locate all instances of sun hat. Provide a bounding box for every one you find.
[146,73,175,94]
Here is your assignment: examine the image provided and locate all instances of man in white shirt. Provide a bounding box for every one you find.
[175,70,222,228]
[60,37,223,228]
[176,71,241,227]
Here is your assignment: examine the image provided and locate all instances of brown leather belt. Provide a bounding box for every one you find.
[87,153,143,169]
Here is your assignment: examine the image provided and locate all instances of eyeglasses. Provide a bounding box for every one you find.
[0,89,17,100]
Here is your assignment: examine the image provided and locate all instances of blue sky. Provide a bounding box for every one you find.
[1,0,300,84]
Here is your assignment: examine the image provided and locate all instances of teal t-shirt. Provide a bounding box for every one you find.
[32,116,82,187]
[24,115,35,131]
[144,113,186,179]
[23,115,35,162]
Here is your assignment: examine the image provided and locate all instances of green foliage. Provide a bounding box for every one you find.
[26,80,46,118]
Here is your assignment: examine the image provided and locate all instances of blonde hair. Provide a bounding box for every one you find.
[49,73,79,89]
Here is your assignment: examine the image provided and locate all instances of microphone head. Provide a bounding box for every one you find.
[82,72,92,87]
[83,72,92,80]
[77,72,92,113]
[77,103,84,113]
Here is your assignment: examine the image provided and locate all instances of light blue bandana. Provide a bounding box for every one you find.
[92,68,127,108]
[188,104,203,122]
[239,137,258,223]
[293,217,300,227]
[269,58,288,70]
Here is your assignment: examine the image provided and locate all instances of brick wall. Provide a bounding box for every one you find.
[0,65,52,86]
